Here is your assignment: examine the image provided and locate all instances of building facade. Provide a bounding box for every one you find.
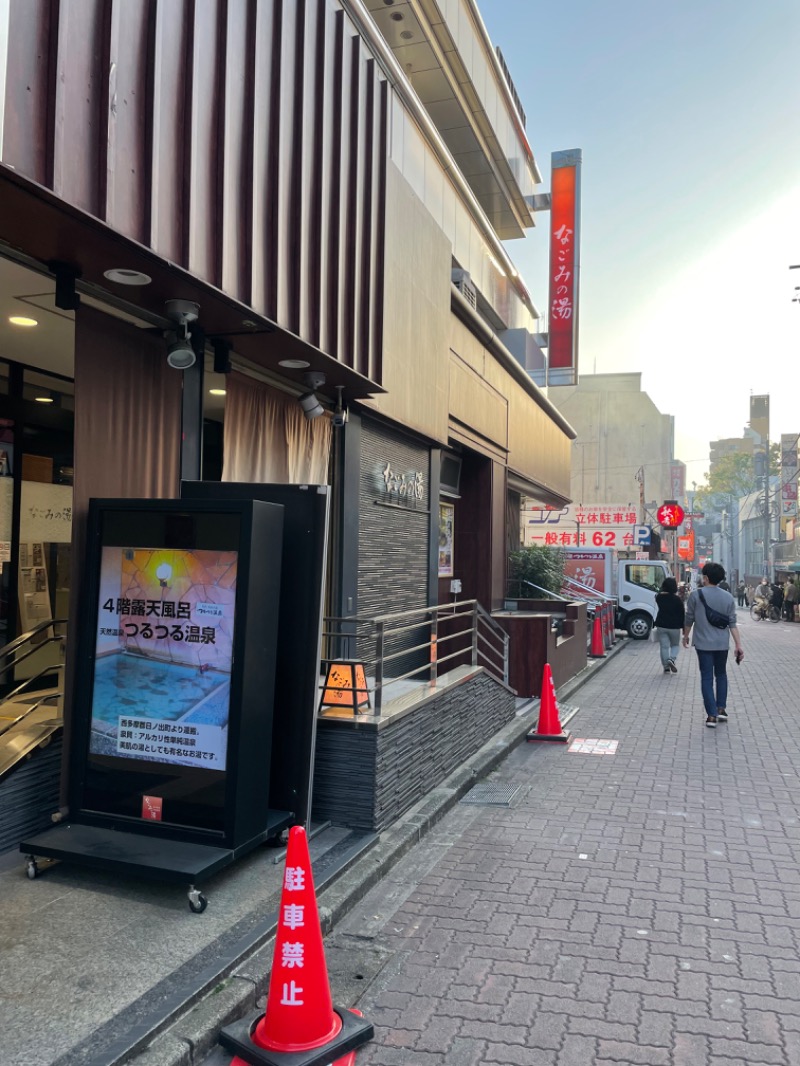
[0,0,573,842]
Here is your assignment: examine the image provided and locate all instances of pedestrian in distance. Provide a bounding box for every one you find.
[654,576,685,674]
[682,562,744,728]
[784,577,799,621]
[736,580,746,607]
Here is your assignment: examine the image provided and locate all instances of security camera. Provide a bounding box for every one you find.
[332,409,348,428]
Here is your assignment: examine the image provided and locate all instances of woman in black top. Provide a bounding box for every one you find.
[655,576,685,674]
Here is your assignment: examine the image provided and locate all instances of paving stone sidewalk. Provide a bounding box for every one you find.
[329,608,800,1065]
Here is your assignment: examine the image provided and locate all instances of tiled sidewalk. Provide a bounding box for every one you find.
[332,608,800,1065]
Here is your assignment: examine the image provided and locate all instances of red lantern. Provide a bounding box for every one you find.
[656,502,685,529]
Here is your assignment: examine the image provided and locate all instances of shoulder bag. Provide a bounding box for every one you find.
[697,589,730,629]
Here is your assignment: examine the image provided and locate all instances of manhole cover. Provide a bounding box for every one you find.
[460,783,520,806]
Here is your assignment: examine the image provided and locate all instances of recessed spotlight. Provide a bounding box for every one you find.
[400,29,414,38]
[390,11,403,19]
[279,358,311,369]
[34,396,54,404]
[9,316,38,327]
[103,268,152,286]
[242,319,258,328]
[208,388,227,396]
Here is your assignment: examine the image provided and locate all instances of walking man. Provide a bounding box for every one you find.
[682,562,744,728]
[785,577,799,621]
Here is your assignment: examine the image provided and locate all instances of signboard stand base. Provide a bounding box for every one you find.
[19,810,293,909]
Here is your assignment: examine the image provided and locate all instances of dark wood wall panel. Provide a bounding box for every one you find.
[2,0,387,384]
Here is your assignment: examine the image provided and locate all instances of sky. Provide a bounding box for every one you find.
[478,0,800,485]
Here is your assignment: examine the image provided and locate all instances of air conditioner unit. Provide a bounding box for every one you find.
[451,269,477,310]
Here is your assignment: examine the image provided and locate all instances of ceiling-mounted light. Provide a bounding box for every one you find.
[164,299,200,370]
[209,388,227,396]
[103,268,152,286]
[279,358,311,369]
[9,316,38,327]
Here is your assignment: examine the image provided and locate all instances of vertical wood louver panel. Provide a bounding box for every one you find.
[221,0,256,305]
[150,0,191,264]
[250,0,280,322]
[52,0,106,216]
[322,9,345,361]
[1,0,387,385]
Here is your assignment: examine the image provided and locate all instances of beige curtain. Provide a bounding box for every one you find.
[222,372,332,484]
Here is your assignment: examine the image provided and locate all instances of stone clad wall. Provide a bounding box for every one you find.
[312,671,515,832]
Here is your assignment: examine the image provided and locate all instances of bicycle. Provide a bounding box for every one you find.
[750,602,781,622]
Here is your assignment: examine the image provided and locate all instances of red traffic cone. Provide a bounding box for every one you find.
[221,826,373,1066]
[589,611,606,658]
[527,663,571,743]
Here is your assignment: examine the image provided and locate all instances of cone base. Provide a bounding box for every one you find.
[526,730,571,743]
[221,1006,373,1066]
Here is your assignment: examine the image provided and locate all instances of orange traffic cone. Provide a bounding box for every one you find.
[221,826,373,1066]
[589,611,606,658]
[526,663,571,743]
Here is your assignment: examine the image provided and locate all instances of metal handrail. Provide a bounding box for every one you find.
[0,618,67,662]
[321,598,510,716]
[0,619,67,726]
[0,634,65,683]
[0,689,62,738]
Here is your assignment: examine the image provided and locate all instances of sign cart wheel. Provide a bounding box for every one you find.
[187,885,208,914]
[26,856,39,880]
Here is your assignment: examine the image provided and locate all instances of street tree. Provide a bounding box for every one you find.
[695,444,780,508]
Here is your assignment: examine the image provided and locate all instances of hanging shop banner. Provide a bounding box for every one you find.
[670,462,686,501]
[781,433,798,517]
[89,547,237,771]
[522,501,639,551]
[547,149,582,386]
[677,531,695,560]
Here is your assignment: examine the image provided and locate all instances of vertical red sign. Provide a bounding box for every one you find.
[548,149,581,385]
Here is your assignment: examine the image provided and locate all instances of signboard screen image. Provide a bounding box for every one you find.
[89,547,237,771]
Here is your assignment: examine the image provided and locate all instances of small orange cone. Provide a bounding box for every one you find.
[589,611,606,658]
[221,826,373,1066]
[527,663,571,743]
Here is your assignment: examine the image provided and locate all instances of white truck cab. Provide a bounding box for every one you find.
[616,559,671,639]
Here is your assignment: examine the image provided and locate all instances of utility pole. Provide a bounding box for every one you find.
[764,438,771,579]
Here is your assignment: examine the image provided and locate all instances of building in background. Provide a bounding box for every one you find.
[547,372,677,518]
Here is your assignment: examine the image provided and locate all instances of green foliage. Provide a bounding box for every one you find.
[508,544,566,595]
[694,443,779,506]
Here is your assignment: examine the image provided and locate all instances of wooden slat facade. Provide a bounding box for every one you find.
[2,0,388,379]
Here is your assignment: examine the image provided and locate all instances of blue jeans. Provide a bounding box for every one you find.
[657,628,680,668]
[696,649,728,717]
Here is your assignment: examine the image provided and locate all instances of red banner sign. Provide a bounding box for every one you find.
[548,150,581,386]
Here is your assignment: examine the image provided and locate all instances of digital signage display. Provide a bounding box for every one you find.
[88,546,237,772]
